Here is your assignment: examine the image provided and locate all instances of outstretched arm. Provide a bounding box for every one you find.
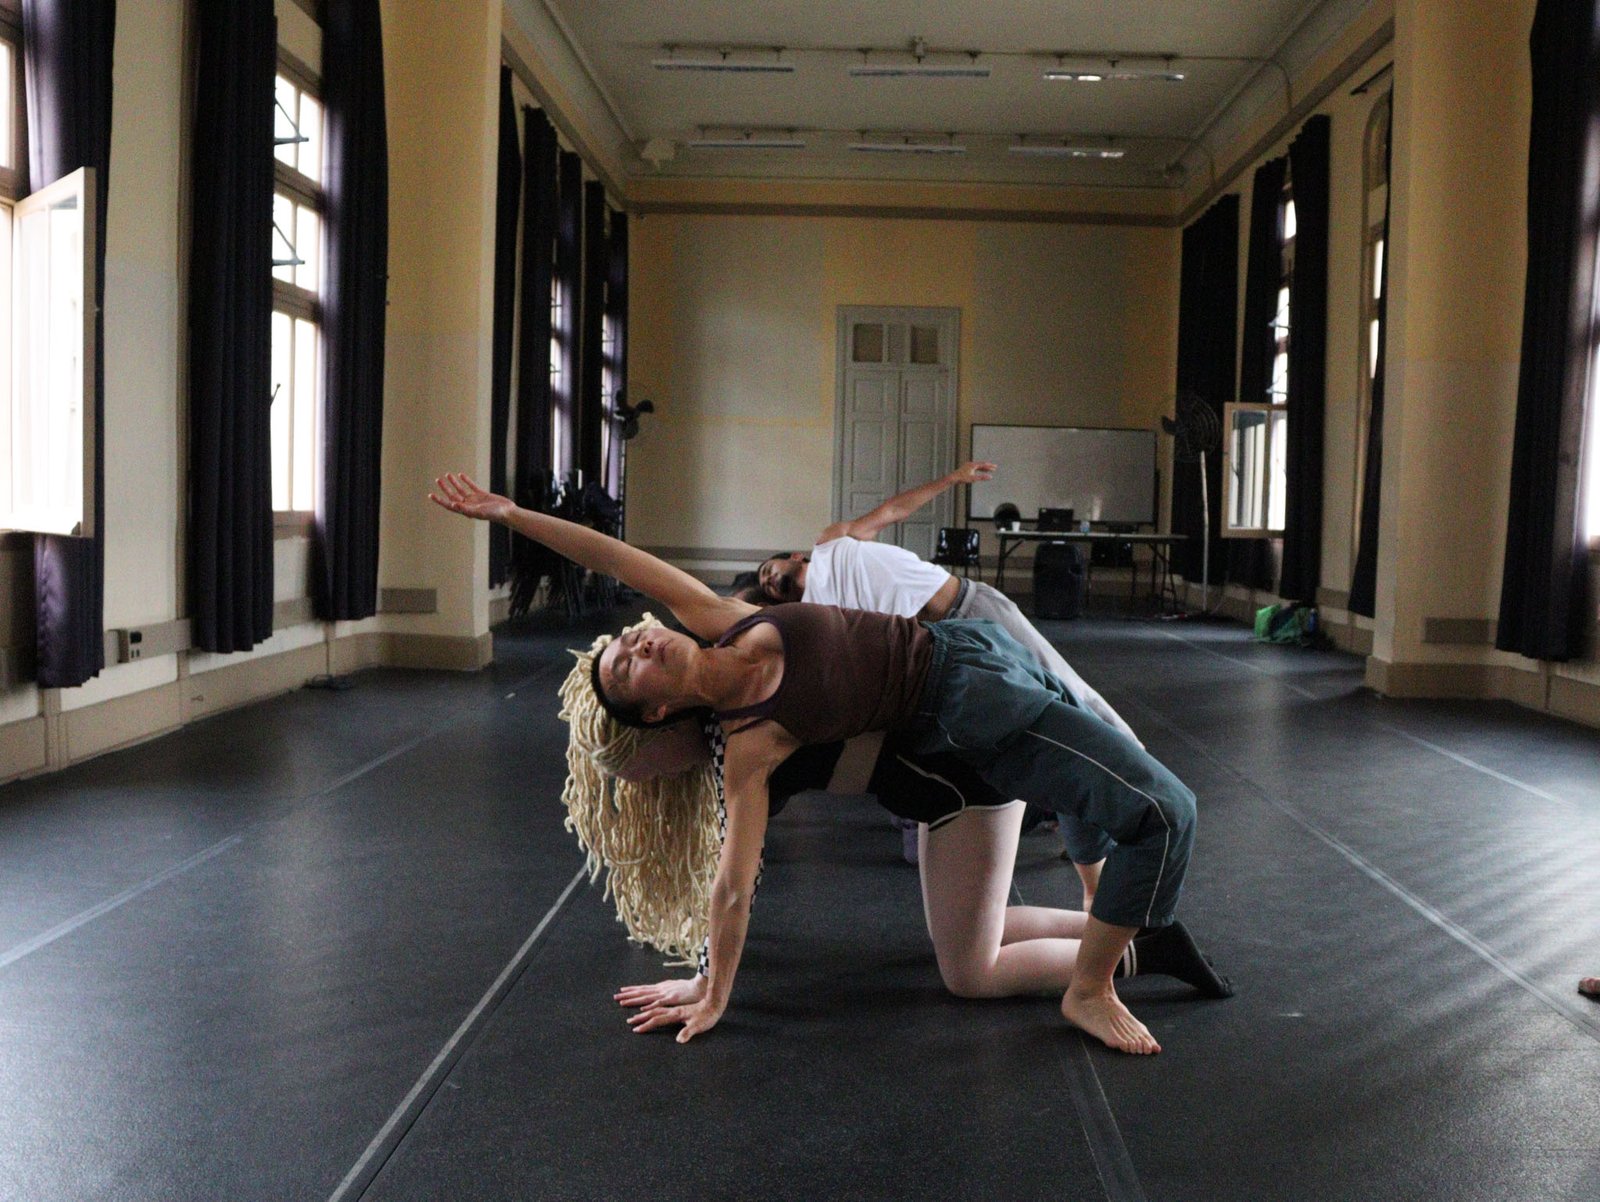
[623,727,795,1043]
[429,473,754,642]
[818,460,996,543]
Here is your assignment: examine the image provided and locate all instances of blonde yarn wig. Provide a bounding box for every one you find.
[557,614,721,964]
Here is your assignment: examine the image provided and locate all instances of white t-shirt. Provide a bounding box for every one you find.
[804,538,950,616]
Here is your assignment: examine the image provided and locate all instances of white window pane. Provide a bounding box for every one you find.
[1282,199,1297,242]
[1369,319,1382,379]
[1228,410,1267,530]
[0,45,12,172]
[1373,238,1385,301]
[1268,410,1288,532]
[0,203,10,484]
[1271,351,1289,400]
[272,193,295,284]
[294,204,319,293]
[275,76,299,170]
[298,93,323,184]
[270,311,292,511]
[292,318,317,511]
[9,181,89,535]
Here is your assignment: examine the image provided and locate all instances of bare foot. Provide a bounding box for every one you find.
[1062,986,1161,1054]
[1580,977,1600,1000]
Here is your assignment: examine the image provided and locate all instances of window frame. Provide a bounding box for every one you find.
[271,50,324,521]
[1223,169,1295,540]
[0,0,26,202]
[1352,92,1392,566]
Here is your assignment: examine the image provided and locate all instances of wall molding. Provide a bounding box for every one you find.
[1422,617,1497,646]
[631,199,1176,228]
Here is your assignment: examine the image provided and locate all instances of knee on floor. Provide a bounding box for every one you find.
[937,955,1004,999]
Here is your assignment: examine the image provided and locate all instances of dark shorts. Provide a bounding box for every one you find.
[768,734,1010,829]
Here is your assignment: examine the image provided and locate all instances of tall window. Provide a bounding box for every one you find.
[599,213,617,492]
[270,56,323,516]
[0,1,95,539]
[1225,170,1295,537]
[550,265,566,480]
[1353,94,1390,560]
[0,0,21,201]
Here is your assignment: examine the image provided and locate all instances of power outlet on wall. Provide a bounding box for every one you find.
[118,629,144,661]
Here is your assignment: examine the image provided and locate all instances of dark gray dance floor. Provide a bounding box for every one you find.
[1,611,1597,1200]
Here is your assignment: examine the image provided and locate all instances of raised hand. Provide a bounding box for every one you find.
[952,460,997,485]
[428,472,514,524]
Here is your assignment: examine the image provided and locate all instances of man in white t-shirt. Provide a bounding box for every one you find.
[756,461,1140,904]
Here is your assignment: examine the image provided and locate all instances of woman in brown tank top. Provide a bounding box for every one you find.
[430,473,1207,1056]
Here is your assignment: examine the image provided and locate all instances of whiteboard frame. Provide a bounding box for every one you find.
[965,423,1157,527]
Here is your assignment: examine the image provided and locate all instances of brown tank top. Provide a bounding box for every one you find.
[713,604,933,744]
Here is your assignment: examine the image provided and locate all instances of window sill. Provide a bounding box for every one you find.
[274,511,313,539]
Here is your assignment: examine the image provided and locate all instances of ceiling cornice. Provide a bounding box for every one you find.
[501,0,635,202]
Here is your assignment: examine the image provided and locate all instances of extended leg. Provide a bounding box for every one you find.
[919,803,1087,997]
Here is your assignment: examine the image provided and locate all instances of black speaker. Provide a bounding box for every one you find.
[1033,541,1086,620]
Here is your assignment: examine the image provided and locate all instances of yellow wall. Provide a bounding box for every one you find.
[626,213,1179,558]
[379,0,501,638]
[1374,0,1532,665]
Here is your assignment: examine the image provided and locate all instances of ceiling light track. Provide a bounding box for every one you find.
[652,44,795,73]
[645,41,1265,78]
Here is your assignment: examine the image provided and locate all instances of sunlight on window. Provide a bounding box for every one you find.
[1283,199,1297,242]
[0,44,11,172]
[1585,351,1600,541]
[6,178,90,535]
[269,312,319,513]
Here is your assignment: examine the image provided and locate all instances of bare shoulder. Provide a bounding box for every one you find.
[720,720,801,778]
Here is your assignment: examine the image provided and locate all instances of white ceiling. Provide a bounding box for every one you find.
[535,0,1379,189]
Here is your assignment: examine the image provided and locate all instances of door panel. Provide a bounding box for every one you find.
[835,308,959,557]
[898,392,946,560]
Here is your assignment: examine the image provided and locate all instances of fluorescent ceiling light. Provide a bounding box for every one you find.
[849,140,967,154]
[848,61,990,78]
[1044,66,1185,82]
[652,52,795,74]
[688,137,806,149]
[1008,144,1127,159]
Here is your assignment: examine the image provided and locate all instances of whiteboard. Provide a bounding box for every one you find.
[967,425,1156,525]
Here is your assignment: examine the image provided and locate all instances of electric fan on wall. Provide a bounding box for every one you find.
[1161,390,1222,613]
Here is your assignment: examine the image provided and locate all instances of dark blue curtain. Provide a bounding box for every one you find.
[1495,0,1597,661]
[313,0,387,621]
[489,67,519,588]
[1230,155,1287,592]
[555,149,582,481]
[1170,195,1239,583]
[1279,115,1331,603]
[21,0,115,687]
[578,178,607,486]
[605,209,628,501]
[507,106,558,616]
[188,0,274,652]
[1350,105,1394,620]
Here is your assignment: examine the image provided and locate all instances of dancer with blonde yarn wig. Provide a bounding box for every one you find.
[431,472,1211,1054]
[557,615,722,965]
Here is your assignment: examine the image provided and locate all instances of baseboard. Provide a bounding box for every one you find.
[331,632,386,676]
[1325,619,1374,657]
[64,679,185,765]
[383,632,495,671]
[1362,657,1600,733]
[181,642,329,724]
[0,715,47,783]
